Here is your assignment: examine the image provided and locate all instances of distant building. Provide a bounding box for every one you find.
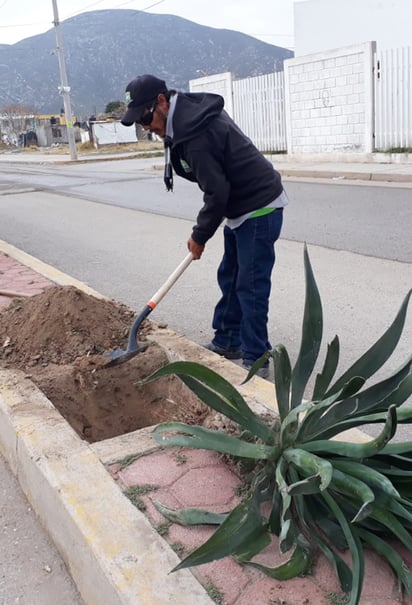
[0,112,82,147]
[34,114,82,146]
[294,0,412,56]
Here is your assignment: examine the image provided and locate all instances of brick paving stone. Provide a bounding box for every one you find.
[175,448,225,468]
[114,443,412,605]
[140,489,183,526]
[166,521,215,553]
[171,465,240,507]
[361,549,399,599]
[312,551,347,593]
[234,575,324,605]
[192,557,251,605]
[0,253,53,310]
[117,450,191,487]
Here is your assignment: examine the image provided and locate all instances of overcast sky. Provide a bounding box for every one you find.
[0,0,298,49]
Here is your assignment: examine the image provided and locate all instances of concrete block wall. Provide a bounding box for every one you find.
[189,71,234,117]
[284,42,376,154]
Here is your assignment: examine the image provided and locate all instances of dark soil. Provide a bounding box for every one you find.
[0,286,209,442]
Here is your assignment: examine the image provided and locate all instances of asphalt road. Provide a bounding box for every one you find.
[0,158,412,263]
[0,158,411,436]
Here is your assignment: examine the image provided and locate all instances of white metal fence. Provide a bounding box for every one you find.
[374,46,412,150]
[232,72,287,152]
[190,44,412,153]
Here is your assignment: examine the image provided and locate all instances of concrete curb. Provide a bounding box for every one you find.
[0,370,214,605]
[0,241,370,604]
[278,168,412,183]
[1,151,411,183]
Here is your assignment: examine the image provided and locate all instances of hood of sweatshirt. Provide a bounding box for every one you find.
[170,92,224,145]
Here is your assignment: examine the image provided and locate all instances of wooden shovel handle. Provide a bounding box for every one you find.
[0,289,31,298]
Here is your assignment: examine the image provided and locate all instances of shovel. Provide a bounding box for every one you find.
[104,252,193,367]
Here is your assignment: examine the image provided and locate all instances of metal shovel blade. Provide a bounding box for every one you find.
[102,253,193,369]
[103,306,151,368]
[103,342,149,367]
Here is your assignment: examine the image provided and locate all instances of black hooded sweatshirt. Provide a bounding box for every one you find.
[169,92,283,245]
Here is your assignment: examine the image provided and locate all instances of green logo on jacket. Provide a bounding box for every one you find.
[180,159,192,173]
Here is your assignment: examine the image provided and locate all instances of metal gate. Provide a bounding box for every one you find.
[374,46,412,150]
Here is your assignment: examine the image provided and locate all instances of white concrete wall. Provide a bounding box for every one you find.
[295,0,412,56]
[284,42,375,154]
[189,72,234,117]
[92,121,136,148]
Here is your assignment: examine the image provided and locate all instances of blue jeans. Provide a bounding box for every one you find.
[211,209,283,363]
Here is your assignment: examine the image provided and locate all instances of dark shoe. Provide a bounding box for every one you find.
[202,342,242,360]
[242,361,270,379]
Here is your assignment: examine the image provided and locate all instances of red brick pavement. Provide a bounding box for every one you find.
[0,252,53,310]
[111,448,412,605]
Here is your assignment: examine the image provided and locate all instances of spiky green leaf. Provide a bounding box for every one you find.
[301,405,397,458]
[325,289,411,397]
[286,474,322,495]
[152,500,227,526]
[297,385,358,441]
[152,422,279,459]
[291,244,323,408]
[273,344,292,421]
[275,455,297,553]
[283,447,333,490]
[357,528,412,597]
[370,508,412,550]
[241,350,272,383]
[246,535,313,580]
[380,440,412,455]
[331,459,400,500]
[330,468,375,523]
[280,402,313,448]
[172,493,270,571]
[316,393,412,440]
[143,361,271,441]
[312,363,409,438]
[322,491,364,605]
[304,502,352,589]
[312,335,340,400]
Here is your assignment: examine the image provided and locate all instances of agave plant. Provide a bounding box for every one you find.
[143,245,412,605]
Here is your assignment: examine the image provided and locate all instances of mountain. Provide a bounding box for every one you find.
[0,10,293,118]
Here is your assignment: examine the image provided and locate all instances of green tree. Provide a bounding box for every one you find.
[104,101,125,114]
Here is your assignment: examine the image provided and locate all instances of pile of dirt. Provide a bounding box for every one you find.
[0,285,135,368]
[0,286,208,442]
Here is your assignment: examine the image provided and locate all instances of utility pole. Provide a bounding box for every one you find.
[51,0,77,160]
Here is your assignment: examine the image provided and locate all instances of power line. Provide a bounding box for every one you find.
[0,1,165,31]
[0,21,50,29]
[61,0,165,21]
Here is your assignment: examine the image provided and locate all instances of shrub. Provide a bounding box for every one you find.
[144,245,412,605]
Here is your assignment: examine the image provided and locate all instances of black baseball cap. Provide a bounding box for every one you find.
[121,75,168,126]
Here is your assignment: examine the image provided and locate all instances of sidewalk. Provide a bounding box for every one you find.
[0,245,410,605]
[1,147,412,183]
[0,254,84,605]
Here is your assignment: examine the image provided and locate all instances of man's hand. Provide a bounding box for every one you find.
[187,237,205,260]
